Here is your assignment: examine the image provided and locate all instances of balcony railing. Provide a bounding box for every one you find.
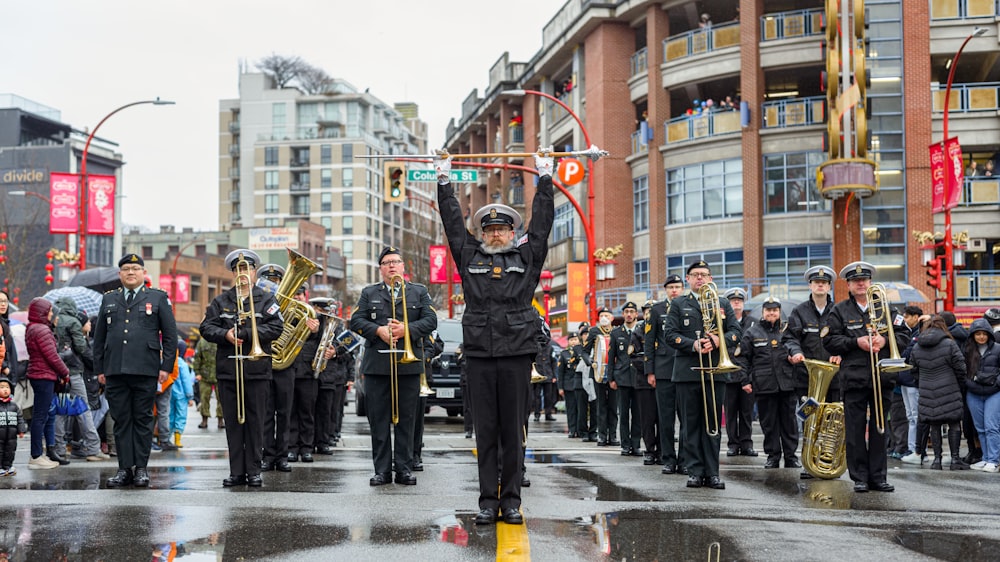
[228,121,240,134]
[762,96,826,129]
[509,183,525,206]
[630,47,648,78]
[663,22,740,63]
[961,176,1000,206]
[228,144,239,157]
[228,167,240,179]
[228,212,241,223]
[289,156,310,168]
[760,8,824,41]
[957,270,1000,302]
[228,190,240,202]
[509,124,524,144]
[930,0,997,19]
[545,89,575,127]
[289,182,310,192]
[664,111,741,144]
[932,81,1000,113]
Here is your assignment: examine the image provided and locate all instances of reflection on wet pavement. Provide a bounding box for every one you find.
[559,466,655,502]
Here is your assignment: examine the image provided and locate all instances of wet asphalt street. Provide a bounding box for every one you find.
[1,401,999,561]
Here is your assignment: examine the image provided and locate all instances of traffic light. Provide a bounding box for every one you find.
[384,161,406,203]
[926,258,943,291]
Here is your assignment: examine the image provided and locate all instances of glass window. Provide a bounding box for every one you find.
[321,169,332,188]
[666,158,743,224]
[321,217,332,235]
[343,191,353,211]
[762,151,830,214]
[633,175,649,233]
[264,147,279,166]
[265,171,279,190]
[291,195,309,215]
[551,203,575,242]
[343,168,353,187]
[634,259,649,288]
[343,216,353,235]
[342,240,353,259]
[342,143,353,161]
[272,103,286,139]
[764,244,832,285]
[265,194,279,214]
[321,192,332,212]
[666,249,745,287]
[264,218,280,227]
[321,144,332,164]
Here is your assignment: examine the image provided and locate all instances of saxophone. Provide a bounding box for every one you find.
[797,359,847,479]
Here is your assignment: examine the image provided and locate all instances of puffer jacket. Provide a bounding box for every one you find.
[25,298,69,382]
[911,328,966,422]
[54,296,93,375]
[966,319,1000,396]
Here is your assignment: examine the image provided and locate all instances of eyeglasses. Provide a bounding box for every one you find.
[120,266,143,273]
[380,259,404,267]
[687,272,712,279]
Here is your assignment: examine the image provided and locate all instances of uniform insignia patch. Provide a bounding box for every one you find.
[493,266,501,274]
[145,303,152,315]
[675,337,682,344]
[516,234,528,246]
[771,339,778,346]
[266,303,279,316]
[820,326,830,337]
[644,323,651,334]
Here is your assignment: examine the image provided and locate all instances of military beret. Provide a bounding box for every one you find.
[258,263,285,280]
[686,260,711,275]
[723,288,747,301]
[117,254,144,268]
[597,307,613,317]
[839,261,876,281]
[621,301,638,311]
[473,204,523,230]
[578,322,590,333]
[761,296,781,309]
[224,249,261,271]
[805,265,835,283]
[663,274,683,287]
[379,246,403,264]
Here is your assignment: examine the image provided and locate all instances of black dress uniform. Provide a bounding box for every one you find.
[556,344,583,437]
[437,160,554,525]
[531,336,557,421]
[782,267,840,402]
[413,333,444,470]
[607,313,641,456]
[289,320,321,462]
[316,335,355,453]
[723,288,756,458]
[200,272,283,486]
[349,272,437,485]
[94,254,178,488]
[585,322,619,446]
[644,297,682,472]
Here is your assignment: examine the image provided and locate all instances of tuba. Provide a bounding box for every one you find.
[798,359,847,479]
[270,248,322,371]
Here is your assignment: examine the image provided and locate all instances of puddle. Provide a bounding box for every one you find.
[528,453,583,465]
[560,466,656,502]
[895,529,1000,559]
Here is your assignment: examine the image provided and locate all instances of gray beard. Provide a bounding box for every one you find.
[480,240,515,255]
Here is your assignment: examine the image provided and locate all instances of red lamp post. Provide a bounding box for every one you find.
[170,237,215,309]
[540,269,553,324]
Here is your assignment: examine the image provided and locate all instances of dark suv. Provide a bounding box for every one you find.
[426,318,464,417]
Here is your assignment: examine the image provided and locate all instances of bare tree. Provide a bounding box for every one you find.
[298,64,334,95]
[255,54,306,89]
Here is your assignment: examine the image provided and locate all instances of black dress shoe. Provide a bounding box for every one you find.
[247,474,263,487]
[158,441,178,452]
[608,440,621,447]
[686,475,703,487]
[679,466,689,475]
[502,508,524,525]
[316,444,334,455]
[545,414,556,421]
[223,474,248,487]
[643,453,655,466]
[869,481,894,492]
[287,452,299,462]
[106,468,133,488]
[706,476,725,490]
[661,465,676,475]
[369,473,392,486]
[275,459,292,472]
[520,476,531,487]
[260,459,274,472]
[741,448,759,457]
[630,449,644,457]
[764,458,780,469]
[300,453,314,463]
[133,468,150,488]
[596,439,607,446]
[853,481,869,493]
[465,431,473,439]
[621,448,632,456]
[474,508,498,525]
[726,446,740,456]
[582,436,596,443]
[411,460,424,472]
[800,471,814,480]
[785,458,802,469]
[394,471,417,485]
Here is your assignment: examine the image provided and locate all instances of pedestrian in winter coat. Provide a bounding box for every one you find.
[25,298,69,469]
[910,316,969,470]
[170,340,195,447]
[0,290,21,382]
[964,318,1000,473]
[53,297,104,462]
[0,376,26,475]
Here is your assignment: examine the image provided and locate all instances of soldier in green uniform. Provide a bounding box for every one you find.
[192,336,221,429]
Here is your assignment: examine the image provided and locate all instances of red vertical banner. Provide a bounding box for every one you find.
[49,172,80,234]
[159,274,190,303]
[429,245,448,284]
[929,142,945,213]
[86,174,116,235]
[567,262,588,326]
[945,137,964,210]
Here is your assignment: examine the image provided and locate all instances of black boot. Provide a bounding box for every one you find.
[949,425,970,470]
[930,425,943,470]
[47,446,70,466]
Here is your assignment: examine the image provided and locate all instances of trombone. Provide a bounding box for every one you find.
[865,283,912,434]
[377,274,419,424]
[354,145,610,162]
[692,282,741,436]
[228,253,270,424]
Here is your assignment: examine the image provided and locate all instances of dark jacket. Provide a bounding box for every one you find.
[631,321,652,389]
[25,298,69,382]
[199,286,284,381]
[583,325,615,383]
[606,323,640,387]
[782,294,838,393]
[644,300,676,380]
[0,398,26,433]
[438,176,554,358]
[737,318,796,393]
[54,297,93,376]
[911,328,966,422]
[821,294,910,391]
[965,319,1000,396]
[350,281,437,376]
[557,346,584,392]
[94,286,178,377]
[192,337,218,384]
[0,312,21,382]
[665,291,742,383]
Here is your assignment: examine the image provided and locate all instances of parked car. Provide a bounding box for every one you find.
[427,318,464,417]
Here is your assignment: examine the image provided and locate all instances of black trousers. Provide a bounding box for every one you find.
[105,374,158,470]
[289,377,318,454]
[461,378,474,433]
[572,389,594,439]
[724,382,755,452]
[334,382,347,436]
[467,354,531,512]
[844,387,890,485]
[263,369,295,461]
[888,390,909,455]
[654,379,681,466]
[563,388,577,435]
[219,378,267,478]
[635,387,658,455]
[532,382,557,415]
[413,395,427,463]
[676,380,725,478]
[315,385,340,446]
[617,385,640,452]
[366,373,419,475]
[756,390,799,461]
[0,427,16,469]
[594,382,618,442]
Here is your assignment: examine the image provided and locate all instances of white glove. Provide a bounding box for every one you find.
[434,150,452,184]
[535,146,554,178]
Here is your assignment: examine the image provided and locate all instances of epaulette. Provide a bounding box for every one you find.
[105,287,122,295]
[148,287,167,294]
[407,282,427,289]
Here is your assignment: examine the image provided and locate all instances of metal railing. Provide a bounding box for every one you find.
[509,124,524,144]
[664,110,741,144]
[760,8,825,41]
[545,89,575,127]
[228,167,240,179]
[961,176,1000,206]
[930,0,997,19]
[630,47,648,78]
[762,96,826,129]
[663,22,740,63]
[956,270,1000,302]
[931,81,1000,113]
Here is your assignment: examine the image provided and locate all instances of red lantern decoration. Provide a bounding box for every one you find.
[45,275,54,285]
[45,251,55,285]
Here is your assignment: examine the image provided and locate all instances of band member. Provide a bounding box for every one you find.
[289,285,322,463]
[311,298,353,455]
[261,266,296,473]
[350,247,437,487]
[736,297,799,468]
[531,327,558,423]
[665,261,741,490]
[95,254,177,488]
[413,331,444,471]
[645,275,686,473]
[585,307,619,447]
[607,302,641,456]
[721,288,757,458]
[822,261,909,493]
[434,151,554,526]
[557,334,584,438]
[199,250,284,487]
[577,322,598,441]
[634,300,658,464]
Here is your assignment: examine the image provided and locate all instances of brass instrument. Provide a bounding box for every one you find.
[419,334,435,396]
[270,249,321,371]
[692,282,741,436]
[229,253,270,424]
[311,311,343,379]
[377,274,419,424]
[865,283,911,434]
[798,359,847,479]
[530,363,546,383]
[354,145,610,162]
[591,327,611,384]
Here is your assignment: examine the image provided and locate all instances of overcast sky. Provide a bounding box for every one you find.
[2,0,565,232]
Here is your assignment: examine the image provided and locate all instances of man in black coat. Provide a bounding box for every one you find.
[557,333,584,438]
[313,298,356,454]
[200,249,284,487]
[644,275,686,473]
[722,287,757,458]
[288,286,322,463]
[349,247,437,488]
[435,151,554,526]
[94,254,177,489]
[822,261,910,493]
[607,302,641,456]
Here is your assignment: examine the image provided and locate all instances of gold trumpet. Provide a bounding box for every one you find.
[865,283,911,434]
[354,145,610,162]
[377,274,419,424]
[229,253,270,424]
[692,282,741,436]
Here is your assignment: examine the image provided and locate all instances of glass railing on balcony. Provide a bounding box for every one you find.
[956,270,1000,302]
[228,121,240,133]
[509,125,524,144]
[228,167,240,179]
[663,22,740,63]
[289,182,310,192]
[762,96,826,129]
[509,184,525,206]
[961,175,1000,206]
[664,111,742,144]
[760,8,824,41]
[630,47,648,78]
[545,90,575,126]
[228,190,240,202]
[932,81,1000,113]
[930,0,997,19]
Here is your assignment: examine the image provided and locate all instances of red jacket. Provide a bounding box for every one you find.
[25,298,69,382]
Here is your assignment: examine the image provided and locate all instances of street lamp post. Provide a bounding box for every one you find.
[941,27,985,311]
[170,237,213,308]
[77,98,175,270]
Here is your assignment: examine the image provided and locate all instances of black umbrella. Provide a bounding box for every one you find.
[66,267,122,293]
